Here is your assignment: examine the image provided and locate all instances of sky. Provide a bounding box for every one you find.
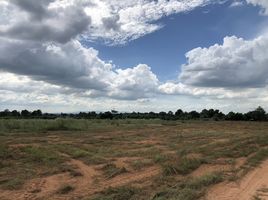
[0,0,268,113]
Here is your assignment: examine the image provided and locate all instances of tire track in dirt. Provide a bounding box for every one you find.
[0,173,72,200]
[0,157,161,200]
[206,160,268,200]
[99,166,160,190]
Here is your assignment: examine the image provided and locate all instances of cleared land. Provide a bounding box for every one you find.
[1,119,268,200]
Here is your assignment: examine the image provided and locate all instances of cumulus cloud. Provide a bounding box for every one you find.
[10,0,54,20]
[0,39,113,90]
[180,35,268,88]
[0,0,166,101]
[0,1,91,43]
[0,72,159,113]
[229,1,244,7]
[86,0,219,45]
[0,0,223,45]
[0,38,162,100]
[109,64,159,100]
[158,82,264,99]
[246,0,268,15]
[1,0,268,112]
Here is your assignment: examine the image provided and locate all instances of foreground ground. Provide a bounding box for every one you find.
[1,119,268,200]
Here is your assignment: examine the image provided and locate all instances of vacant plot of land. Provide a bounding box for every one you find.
[1,119,268,200]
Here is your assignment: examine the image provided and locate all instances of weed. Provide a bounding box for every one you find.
[1,178,24,190]
[92,187,137,200]
[153,172,223,200]
[21,146,62,166]
[102,163,127,179]
[163,158,206,176]
[58,185,74,194]
[130,159,153,170]
[0,145,12,159]
[246,149,268,167]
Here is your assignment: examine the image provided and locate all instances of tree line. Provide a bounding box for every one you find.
[0,106,267,121]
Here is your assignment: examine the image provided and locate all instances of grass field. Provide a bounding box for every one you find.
[1,119,268,200]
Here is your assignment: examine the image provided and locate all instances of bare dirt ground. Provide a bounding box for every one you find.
[0,156,160,200]
[206,160,268,200]
[2,120,268,200]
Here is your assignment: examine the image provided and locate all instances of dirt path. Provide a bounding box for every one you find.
[0,158,160,200]
[0,173,72,200]
[206,160,268,200]
[101,166,160,189]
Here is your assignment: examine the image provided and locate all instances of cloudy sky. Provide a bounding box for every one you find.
[0,0,268,113]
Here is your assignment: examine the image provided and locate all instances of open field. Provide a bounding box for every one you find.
[1,119,268,200]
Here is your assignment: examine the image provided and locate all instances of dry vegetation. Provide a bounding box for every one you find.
[1,119,268,200]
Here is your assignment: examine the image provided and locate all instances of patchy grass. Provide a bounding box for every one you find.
[54,144,107,165]
[1,120,268,199]
[0,178,24,190]
[246,149,268,167]
[0,145,67,190]
[101,163,127,179]
[130,159,154,170]
[92,187,138,200]
[57,185,75,194]
[153,172,223,200]
[21,146,63,166]
[163,158,206,176]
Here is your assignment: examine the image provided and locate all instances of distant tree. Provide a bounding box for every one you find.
[212,110,225,120]
[175,109,183,116]
[246,106,267,121]
[174,109,185,119]
[11,110,20,117]
[159,111,167,120]
[200,109,209,118]
[0,109,11,117]
[31,109,42,117]
[189,111,200,119]
[225,112,235,120]
[21,110,31,118]
[88,111,97,119]
[100,111,113,119]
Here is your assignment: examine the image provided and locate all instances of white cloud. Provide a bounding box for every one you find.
[0,0,210,103]
[85,0,218,45]
[0,38,161,100]
[158,32,268,111]
[229,1,244,7]
[0,39,114,90]
[246,0,268,15]
[0,1,91,43]
[0,71,158,112]
[0,0,268,112]
[180,35,268,88]
[0,0,221,45]
[109,64,159,100]
[158,82,265,99]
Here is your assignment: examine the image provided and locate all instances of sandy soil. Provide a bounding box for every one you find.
[206,160,268,200]
[0,157,160,200]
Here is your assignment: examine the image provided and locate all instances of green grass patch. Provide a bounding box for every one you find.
[153,172,223,200]
[21,146,62,166]
[130,159,153,170]
[163,158,206,176]
[0,178,24,190]
[101,163,127,179]
[0,145,12,160]
[246,149,268,167]
[54,144,106,165]
[92,187,138,200]
[57,185,75,194]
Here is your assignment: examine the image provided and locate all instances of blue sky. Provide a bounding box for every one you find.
[0,0,268,113]
[87,1,267,82]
